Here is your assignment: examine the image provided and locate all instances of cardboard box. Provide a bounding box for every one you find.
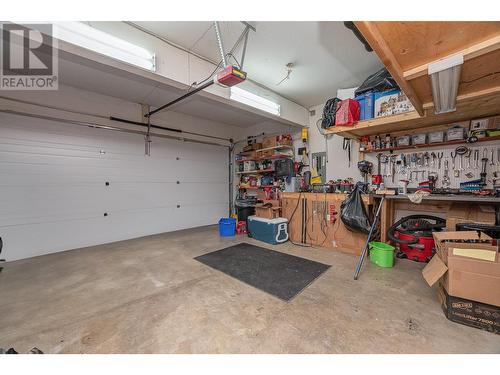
[445,203,496,231]
[438,283,499,334]
[255,200,281,219]
[422,231,500,307]
[243,142,262,152]
[470,118,490,131]
[262,136,293,149]
[489,116,500,130]
[374,89,414,118]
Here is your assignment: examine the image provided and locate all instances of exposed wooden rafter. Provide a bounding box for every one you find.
[404,35,500,80]
[354,21,425,116]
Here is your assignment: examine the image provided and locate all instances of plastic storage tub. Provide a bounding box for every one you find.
[355,92,374,120]
[369,241,395,268]
[247,216,288,245]
[219,217,236,237]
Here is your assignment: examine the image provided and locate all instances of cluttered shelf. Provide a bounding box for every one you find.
[360,135,500,153]
[324,100,500,139]
[236,169,274,175]
[235,154,293,163]
[237,185,276,190]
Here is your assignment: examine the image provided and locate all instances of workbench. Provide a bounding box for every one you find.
[281,192,371,255]
[373,194,500,242]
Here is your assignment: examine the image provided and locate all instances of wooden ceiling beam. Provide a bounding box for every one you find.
[404,34,500,81]
[354,21,425,116]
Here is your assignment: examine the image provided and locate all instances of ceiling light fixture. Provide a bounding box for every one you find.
[230,87,281,116]
[53,22,156,71]
[428,54,464,114]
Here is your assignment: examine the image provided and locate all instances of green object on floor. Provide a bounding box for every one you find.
[369,241,395,268]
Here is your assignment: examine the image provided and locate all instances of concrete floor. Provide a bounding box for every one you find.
[0,225,498,354]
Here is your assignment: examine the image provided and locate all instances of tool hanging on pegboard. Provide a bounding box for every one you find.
[343,138,352,168]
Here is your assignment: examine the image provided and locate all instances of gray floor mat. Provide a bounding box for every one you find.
[195,242,330,301]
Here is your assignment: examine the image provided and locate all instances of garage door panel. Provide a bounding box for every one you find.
[0,113,229,261]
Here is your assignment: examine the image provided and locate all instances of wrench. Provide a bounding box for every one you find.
[474,149,479,169]
[466,149,471,169]
[437,152,443,169]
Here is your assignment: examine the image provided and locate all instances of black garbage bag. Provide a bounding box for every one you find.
[340,182,371,234]
[354,68,399,97]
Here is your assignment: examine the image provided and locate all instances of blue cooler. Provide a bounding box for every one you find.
[247,216,289,245]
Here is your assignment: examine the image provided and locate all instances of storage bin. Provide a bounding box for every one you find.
[428,131,444,143]
[446,125,465,141]
[247,216,289,245]
[218,217,236,237]
[411,133,427,145]
[396,135,410,147]
[355,92,375,120]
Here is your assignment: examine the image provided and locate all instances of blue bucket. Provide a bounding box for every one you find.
[219,217,236,237]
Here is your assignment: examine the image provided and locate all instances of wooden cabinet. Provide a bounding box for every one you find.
[281,192,371,255]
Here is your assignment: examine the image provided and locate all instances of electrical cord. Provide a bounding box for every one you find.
[286,191,312,247]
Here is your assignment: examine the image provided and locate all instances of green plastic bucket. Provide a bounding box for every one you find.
[369,241,395,268]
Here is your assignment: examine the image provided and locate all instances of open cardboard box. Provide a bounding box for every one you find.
[422,231,500,307]
[255,199,281,220]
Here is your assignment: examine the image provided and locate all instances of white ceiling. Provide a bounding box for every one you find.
[133,21,383,107]
[55,50,280,128]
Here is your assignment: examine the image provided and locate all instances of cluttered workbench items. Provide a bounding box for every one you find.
[359,115,500,196]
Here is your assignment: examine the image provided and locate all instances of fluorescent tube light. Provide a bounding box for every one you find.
[428,54,463,114]
[230,86,281,116]
[53,22,156,71]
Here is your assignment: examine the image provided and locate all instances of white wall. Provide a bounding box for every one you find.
[0,86,245,261]
[307,104,362,181]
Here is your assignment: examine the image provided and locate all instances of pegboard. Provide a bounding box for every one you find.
[364,139,500,190]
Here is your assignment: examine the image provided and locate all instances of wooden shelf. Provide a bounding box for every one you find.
[236,169,274,175]
[324,91,500,139]
[255,145,293,152]
[237,185,276,190]
[235,154,293,163]
[360,135,500,153]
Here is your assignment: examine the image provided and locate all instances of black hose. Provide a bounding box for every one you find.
[387,215,446,245]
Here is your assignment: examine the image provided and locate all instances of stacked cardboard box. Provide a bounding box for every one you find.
[422,231,500,334]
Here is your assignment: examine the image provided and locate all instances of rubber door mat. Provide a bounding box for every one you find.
[195,242,330,301]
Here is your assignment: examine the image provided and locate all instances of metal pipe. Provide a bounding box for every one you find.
[109,116,230,142]
[240,29,249,69]
[146,80,214,117]
[354,196,385,280]
[214,21,227,67]
[0,109,229,148]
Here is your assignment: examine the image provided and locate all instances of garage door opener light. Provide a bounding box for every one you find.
[428,54,463,114]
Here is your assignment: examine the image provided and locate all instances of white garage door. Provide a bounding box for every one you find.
[0,112,229,261]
